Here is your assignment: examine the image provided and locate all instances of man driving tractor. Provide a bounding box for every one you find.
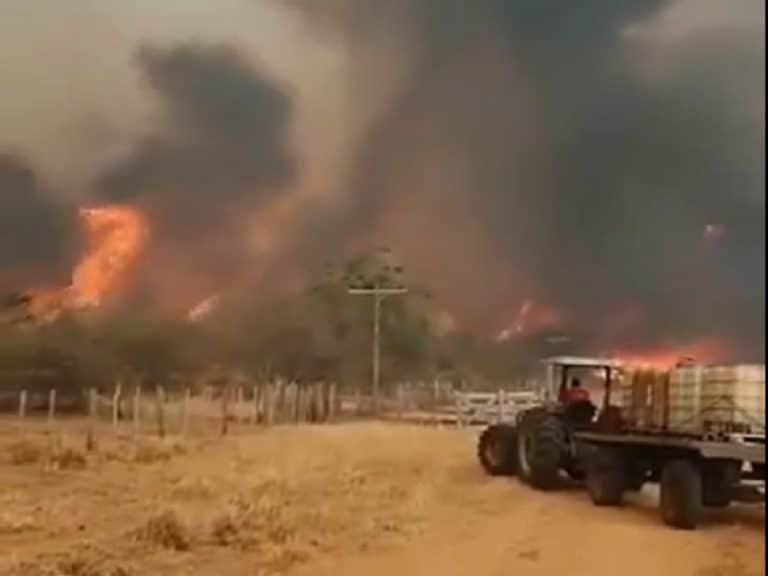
[562,378,591,404]
[560,377,596,427]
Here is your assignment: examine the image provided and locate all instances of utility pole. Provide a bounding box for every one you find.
[348,285,407,414]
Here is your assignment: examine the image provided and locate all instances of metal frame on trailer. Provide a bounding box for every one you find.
[574,431,766,464]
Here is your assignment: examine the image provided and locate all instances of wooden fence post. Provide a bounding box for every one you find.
[306,385,314,422]
[89,388,97,420]
[298,385,305,423]
[290,382,297,423]
[18,389,27,420]
[236,386,244,424]
[250,384,259,425]
[86,387,97,451]
[182,387,191,437]
[133,385,141,436]
[293,383,301,423]
[497,389,506,423]
[220,383,230,436]
[297,383,304,423]
[264,382,274,426]
[315,382,325,423]
[354,385,362,418]
[303,385,309,424]
[281,381,289,423]
[112,381,122,430]
[327,383,337,423]
[155,385,166,439]
[48,389,56,424]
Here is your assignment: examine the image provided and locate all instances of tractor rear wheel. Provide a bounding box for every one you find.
[660,459,703,530]
[477,424,517,476]
[516,413,565,490]
[585,445,625,506]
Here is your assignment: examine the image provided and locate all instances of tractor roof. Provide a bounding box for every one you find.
[542,356,625,369]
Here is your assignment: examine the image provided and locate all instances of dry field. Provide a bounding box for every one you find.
[0,419,764,576]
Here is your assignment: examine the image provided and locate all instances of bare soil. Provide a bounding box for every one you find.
[0,420,763,576]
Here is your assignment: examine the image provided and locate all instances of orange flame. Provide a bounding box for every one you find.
[27,204,148,320]
[70,205,148,307]
[608,338,728,370]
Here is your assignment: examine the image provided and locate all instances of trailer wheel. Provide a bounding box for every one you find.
[477,424,517,476]
[585,446,625,506]
[701,460,739,508]
[516,414,564,490]
[660,459,703,530]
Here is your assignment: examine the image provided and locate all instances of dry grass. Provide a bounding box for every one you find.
[131,443,173,464]
[0,420,763,576]
[8,440,43,465]
[48,447,88,471]
[0,422,473,575]
[132,511,189,551]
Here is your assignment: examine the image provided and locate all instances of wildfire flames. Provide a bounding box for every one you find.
[27,204,148,320]
[496,299,561,342]
[608,338,728,370]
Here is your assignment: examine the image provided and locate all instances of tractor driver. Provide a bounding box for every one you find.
[564,378,591,404]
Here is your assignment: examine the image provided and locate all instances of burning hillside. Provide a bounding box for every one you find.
[0,2,763,363]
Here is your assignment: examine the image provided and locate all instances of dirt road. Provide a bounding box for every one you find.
[0,421,763,576]
[294,475,764,576]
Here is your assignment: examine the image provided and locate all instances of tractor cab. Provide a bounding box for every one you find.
[542,356,626,432]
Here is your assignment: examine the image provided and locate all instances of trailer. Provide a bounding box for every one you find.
[574,430,764,529]
[476,356,765,529]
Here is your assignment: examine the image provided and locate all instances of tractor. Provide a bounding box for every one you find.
[477,356,766,529]
[477,356,623,488]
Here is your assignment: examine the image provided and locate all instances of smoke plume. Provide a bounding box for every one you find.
[0,0,763,361]
[0,155,76,291]
[288,0,765,360]
[95,44,296,310]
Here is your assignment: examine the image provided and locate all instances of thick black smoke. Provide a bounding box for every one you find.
[0,155,76,291]
[291,0,765,360]
[95,44,296,307]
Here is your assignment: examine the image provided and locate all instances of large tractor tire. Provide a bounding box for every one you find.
[585,445,625,506]
[660,459,703,530]
[477,424,518,476]
[701,460,739,508]
[516,412,565,490]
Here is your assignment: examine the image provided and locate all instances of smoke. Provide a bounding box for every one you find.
[0,0,763,361]
[94,44,296,310]
[288,0,765,360]
[0,155,76,291]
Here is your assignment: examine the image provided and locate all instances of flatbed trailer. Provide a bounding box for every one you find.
[572,430,765,529]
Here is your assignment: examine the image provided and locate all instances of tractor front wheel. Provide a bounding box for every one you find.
[477,424,518,476]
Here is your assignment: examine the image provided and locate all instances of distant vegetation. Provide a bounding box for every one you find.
[0,251,553,397]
